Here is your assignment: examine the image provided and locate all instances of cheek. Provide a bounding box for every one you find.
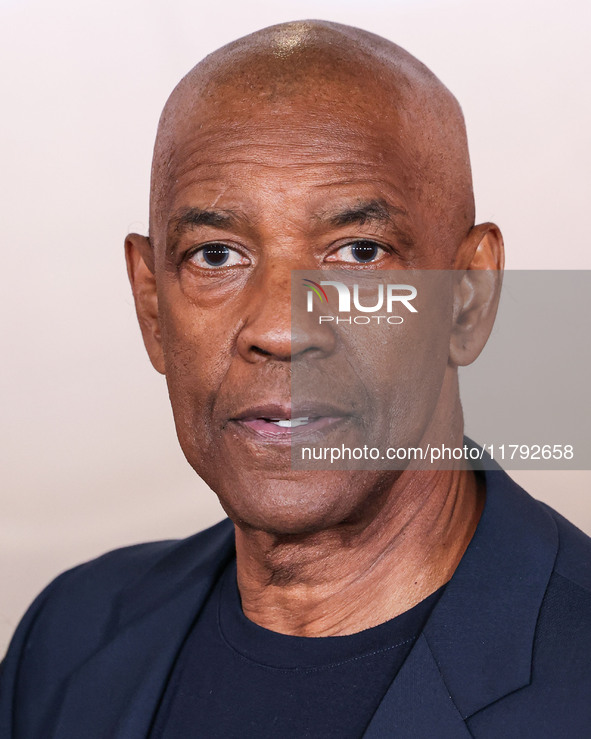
[325,279,454,445]
[358,334,449,445]
[389,300,454,442]
[157,291,231,455]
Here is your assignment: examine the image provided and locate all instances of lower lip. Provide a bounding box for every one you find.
[234,417,347,440]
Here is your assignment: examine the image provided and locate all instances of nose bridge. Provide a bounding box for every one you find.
[236,259,335,362]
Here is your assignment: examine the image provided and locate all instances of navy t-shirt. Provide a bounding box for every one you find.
[150,558,444,738]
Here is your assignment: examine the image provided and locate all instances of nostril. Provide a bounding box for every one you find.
[250,346,274,357]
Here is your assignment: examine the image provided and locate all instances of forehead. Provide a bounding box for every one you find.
[155,96,420,233]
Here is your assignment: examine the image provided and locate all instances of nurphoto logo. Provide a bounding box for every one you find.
[303,279,418,325]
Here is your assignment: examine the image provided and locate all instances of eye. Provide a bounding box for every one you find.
[326,240,387,265]
[188,243,249,269]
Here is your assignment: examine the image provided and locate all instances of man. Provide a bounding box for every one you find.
[1,19,590,738]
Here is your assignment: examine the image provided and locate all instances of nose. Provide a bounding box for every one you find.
[236,263,336,363]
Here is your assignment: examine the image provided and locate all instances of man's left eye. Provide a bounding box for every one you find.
[188,243,248,269]
[326,240,387,264]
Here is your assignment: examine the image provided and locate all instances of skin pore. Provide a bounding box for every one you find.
[125,20,504,636]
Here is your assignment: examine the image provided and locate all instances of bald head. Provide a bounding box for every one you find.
[150,20,475,262]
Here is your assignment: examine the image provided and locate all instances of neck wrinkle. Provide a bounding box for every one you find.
[234,465,484,637]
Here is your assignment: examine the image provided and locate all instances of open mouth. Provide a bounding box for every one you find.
[228,403,352,441]
[263,417,311,428]
[238,416,344,436]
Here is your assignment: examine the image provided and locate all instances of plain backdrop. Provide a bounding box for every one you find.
[1,0,590,655]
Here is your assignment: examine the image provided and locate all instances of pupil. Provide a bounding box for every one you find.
[352,242,378,262]
[203,244,230,266]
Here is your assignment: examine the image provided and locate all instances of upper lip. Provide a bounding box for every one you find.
[230,401,353,422]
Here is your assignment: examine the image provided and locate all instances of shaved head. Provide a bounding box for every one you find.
[149,20,474,261]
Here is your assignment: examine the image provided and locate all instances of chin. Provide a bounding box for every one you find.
[212,470,391,537]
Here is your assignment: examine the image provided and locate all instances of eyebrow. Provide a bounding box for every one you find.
[166,207,243,257]
[321,199,414,249]
[326,200,397,226]
[166,198,414,256]
[171,206,240,233]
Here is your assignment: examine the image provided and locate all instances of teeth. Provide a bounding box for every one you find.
[269,417,310,428]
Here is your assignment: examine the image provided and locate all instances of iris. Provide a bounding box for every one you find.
[202,244,230,266]
[351,241,379,262]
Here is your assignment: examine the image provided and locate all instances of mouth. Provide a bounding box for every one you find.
[229,403,352,442]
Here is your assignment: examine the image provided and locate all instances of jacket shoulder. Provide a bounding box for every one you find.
[18,516,234,632]
[0,518,234,736]
[539,501,591,593]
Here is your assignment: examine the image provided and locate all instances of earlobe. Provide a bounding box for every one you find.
[449,223,504,366]
[124,233,166,375]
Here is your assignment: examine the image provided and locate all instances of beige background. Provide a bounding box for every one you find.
[1,0,590,656]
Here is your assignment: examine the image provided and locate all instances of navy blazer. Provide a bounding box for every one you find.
[2,467,591,738]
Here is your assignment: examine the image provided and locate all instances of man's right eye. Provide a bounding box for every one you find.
[188,243,249,269]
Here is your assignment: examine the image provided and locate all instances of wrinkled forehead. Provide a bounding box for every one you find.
[152,78,419,233]
[156,105,421,254]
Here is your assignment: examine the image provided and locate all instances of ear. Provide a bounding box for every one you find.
[449,223,504,366]
[124,233,165,374]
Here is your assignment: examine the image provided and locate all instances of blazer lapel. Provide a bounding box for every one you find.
[422,468,558,719]
[365,466,559,735]
[363,634,472,738]
[50,521,236,739]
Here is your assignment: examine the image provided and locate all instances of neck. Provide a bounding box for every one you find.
[234,467,485,636]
